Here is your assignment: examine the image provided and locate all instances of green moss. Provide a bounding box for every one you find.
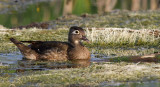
[156,55,160,62]
[0,66,8,70]
[109,57,131,62]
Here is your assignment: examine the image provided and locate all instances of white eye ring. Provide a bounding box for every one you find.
[72,30,79,34]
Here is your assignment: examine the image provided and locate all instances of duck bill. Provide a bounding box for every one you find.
[82,36,90,43]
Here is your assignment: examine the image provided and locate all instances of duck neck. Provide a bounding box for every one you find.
[68,39,82,47]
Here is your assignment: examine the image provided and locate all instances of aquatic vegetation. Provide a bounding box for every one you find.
[9,11,160,30]
[47,11,160,30]
[0,28,68,53]
[0,62,160,86]
[86,28,160,47]
[0,11,160,86]
[0,27,159,53]
[91,47,159,58]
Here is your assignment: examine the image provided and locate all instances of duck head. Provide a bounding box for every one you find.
[68,26,89,45]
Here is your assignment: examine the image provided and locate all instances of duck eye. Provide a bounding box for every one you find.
[72,30,79,34]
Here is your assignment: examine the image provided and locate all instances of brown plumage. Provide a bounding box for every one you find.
[10,26,90,61]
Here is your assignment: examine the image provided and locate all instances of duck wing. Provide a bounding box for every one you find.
[21,41,43,43]
[21,41,69,54]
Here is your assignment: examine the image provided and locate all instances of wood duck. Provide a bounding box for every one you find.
[10,26,90,61]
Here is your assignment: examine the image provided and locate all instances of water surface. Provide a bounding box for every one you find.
[0,47,160,87]
[1,47,159,66]
[0,0,156,28]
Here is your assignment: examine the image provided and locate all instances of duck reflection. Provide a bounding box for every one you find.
[68,59,90,68]
[16,59,90,72]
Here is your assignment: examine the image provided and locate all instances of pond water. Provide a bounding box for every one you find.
[0,47,159,66]
[99,80,160,87]
[0,47,160,86]
[0,0,156,28]
[0,0,160,86]
[0,52,22,65]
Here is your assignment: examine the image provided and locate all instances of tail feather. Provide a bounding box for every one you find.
[10,38,21,44]
[9,38,38,60]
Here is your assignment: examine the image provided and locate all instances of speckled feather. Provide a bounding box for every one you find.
[10,26,91,61]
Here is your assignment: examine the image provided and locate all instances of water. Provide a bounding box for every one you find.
[0,47,159,66]
[0,0,157,28]
[0,0,97,28]
[0,47,160,87]
[99,81,160,87]
[0,0,159,86]
[0,51,22,65]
